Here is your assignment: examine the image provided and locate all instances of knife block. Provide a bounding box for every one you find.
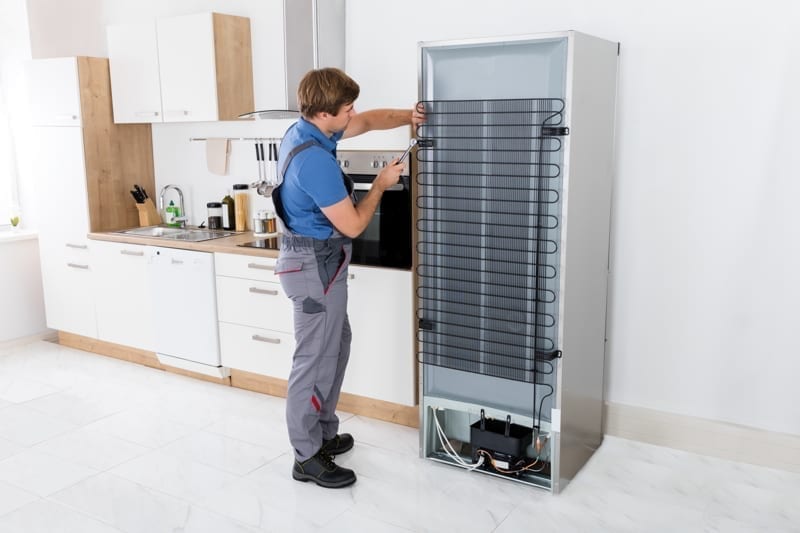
[136,199,162,226]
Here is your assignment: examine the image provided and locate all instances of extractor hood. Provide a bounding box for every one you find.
[239,0,345,120]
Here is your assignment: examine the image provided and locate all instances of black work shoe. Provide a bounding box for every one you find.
[321,433,354,456]
[292,451,356,488]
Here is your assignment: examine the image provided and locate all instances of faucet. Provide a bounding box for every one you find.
[159,184,188,228]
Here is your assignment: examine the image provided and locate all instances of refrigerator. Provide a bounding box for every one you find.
[416,31,619,493]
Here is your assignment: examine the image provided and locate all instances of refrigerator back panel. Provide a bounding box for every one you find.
[420,37,568,101]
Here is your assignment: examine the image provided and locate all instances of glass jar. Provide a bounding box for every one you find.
[233,184,249,232]
[206,202,223,229]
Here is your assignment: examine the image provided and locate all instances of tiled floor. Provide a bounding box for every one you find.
[0,340,798,533]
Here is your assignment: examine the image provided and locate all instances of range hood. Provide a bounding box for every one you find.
[240,0,345,120]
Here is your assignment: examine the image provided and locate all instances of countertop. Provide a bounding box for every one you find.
[88,228,280,258]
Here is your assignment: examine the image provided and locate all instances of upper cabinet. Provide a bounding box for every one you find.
[26,58,83,126]
[107,12,254,123]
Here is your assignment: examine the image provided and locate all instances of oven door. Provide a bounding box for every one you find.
[350,175,411,270]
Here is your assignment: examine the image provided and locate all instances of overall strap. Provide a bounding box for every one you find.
[279,139,321,183]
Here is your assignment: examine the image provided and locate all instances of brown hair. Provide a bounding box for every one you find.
[297,68,360,118]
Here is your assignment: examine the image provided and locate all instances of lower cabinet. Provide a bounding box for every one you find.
[214,252,415,406]
[215,254,295,378]
[92,240,154,351]
[38,234,98,338]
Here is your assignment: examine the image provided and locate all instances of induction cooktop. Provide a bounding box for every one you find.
[237,239,278,250]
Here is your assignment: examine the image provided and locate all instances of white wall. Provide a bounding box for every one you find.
[348,0,800,437]
[15,0,800,436]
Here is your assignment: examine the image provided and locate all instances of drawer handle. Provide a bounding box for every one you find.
[249,287,278,296]
[67,263,89,270]
[120,250,144,256]
[248,263,275,271]
[65,243,88,249]
[171,259,183,264]
[252,334,281,344]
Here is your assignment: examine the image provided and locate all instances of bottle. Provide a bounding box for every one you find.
[221,191,235,230]
[265,210,278,249]
[165,200,181,227]
[233,183,249,232]
[207,202,223,230]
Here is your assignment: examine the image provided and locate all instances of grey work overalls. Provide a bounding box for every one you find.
[273,140,354,461]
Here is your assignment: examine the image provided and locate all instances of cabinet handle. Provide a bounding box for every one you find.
[55,113,78,121]
[348,273,355,280]
[67,263,89,270]
[249,287,278,296]
[120,250,144,256]
[248,263,275,271]
[166,110,190,116]
[171,259,183,265]
[252,334,281,344]
[135,111,160,117]
[65,243,88,249]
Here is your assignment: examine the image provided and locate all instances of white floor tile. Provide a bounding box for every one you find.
[0,480,39,518]
[51,472,194,533]
[0,498,124,533]
[109,450,242,507]
[32,426,150,471]
[160,429,285,476]
[0,449,99,497]
[0,404,77,446]
[1,340,799,533]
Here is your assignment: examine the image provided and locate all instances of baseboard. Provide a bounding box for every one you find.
[604,401,800,474]
[0,329,57,351]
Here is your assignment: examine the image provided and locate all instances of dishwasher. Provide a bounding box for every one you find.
[149,246,224,376]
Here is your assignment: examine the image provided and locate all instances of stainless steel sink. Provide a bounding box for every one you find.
[115,226,236,242]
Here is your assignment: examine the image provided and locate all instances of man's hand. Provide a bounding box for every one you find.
[374,158,406,192]
[412,102,427,129]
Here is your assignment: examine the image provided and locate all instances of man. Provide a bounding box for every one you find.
[273,68,425,488]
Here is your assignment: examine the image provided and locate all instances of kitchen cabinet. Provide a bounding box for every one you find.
[27,57,154,339]
[92,240,154,351]
[214,253,416,406]
[346,266,415,406]
[107,12,253,124]
[215,254,295,379]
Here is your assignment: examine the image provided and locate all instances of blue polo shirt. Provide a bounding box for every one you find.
[277,118,347,239]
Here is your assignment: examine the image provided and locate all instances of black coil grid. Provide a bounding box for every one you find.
[416,98,565,383]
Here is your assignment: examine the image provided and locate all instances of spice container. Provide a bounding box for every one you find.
[265,211,278,248]
[206,202,223,229]
[233,184,249,232]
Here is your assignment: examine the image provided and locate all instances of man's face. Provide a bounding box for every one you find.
[330,102,356,132]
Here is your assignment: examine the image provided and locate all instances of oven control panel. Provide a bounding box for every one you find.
[336,150,411,177]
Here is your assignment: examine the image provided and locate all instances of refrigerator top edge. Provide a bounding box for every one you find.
[417,30,619,51]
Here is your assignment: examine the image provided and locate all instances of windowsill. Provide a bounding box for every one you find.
[0,229,38,243]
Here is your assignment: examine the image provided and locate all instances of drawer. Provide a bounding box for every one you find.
[219,322,294,379]
[216,276,294,333]
[215,252,279,282]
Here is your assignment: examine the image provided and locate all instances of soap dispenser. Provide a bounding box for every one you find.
[165,200,181,227]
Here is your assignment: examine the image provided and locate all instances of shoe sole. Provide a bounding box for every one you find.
[292,471,356,488]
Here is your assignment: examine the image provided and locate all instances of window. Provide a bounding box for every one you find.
[0,81,19,228]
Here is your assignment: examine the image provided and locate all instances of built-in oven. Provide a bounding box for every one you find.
[337,150,412,270]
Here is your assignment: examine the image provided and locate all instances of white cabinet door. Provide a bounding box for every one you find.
[25,58,82,126]
[93,241,154,351]
[37,234,97,338]
[30,127,90,240]
[156,13,218,122]
[345,266,415,406]
[106,22,163,123]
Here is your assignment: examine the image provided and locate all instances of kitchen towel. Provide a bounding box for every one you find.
[206,138,231,175]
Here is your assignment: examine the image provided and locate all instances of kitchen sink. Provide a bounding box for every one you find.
[115,226,236,242]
